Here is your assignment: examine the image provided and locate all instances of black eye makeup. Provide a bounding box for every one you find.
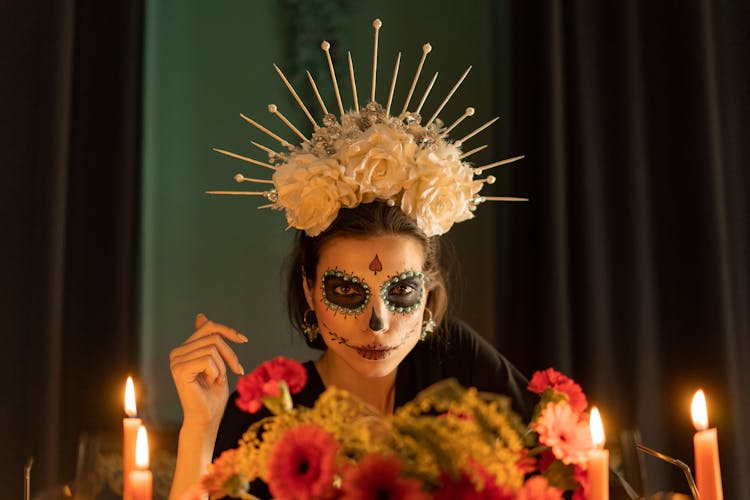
[321,269,371,315]
[380,271,425,313]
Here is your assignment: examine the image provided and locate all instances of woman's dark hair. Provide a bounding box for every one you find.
[286,201,448,349]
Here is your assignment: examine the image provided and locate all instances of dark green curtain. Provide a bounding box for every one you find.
[1,0,142,496]
[499,1,749,497]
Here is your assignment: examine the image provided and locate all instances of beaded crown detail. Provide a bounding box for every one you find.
[208,19,526,237]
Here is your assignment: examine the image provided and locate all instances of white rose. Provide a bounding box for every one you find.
[401,149,481,236]
[335,123,416,203]
[273,153,359,236]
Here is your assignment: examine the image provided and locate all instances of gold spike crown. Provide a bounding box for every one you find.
[208,19,526,237]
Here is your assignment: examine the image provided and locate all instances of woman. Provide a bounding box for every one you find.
[168,202,533,499]
[168,19,529,498]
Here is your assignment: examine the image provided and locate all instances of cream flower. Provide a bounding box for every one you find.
[336,123,416,203]
[401,146,480,237]
[273,153,358,236]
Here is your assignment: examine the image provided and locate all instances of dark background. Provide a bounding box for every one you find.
[2,0,748,498]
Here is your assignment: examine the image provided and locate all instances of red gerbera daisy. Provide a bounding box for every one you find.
[434,468,514,500]
[266,423,338,500]
[340,453,428,500]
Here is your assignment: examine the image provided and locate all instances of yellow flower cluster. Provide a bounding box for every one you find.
[226,379,525,494]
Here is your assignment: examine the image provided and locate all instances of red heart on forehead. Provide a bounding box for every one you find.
[369,254,383,273]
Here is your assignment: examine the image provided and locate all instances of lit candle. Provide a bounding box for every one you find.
[589,407,609,500]
[129,425,153,500]
[123,376,142,500]
[691,389,723,500]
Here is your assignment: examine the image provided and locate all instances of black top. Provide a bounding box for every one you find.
[213,318,535,498]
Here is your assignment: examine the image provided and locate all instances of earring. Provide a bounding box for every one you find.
[302,309,320,342]
[421,308,436,341]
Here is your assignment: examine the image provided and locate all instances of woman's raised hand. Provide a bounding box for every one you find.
[169,313,248,430]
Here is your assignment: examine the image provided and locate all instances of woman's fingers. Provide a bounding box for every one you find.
[170,331,245,375]
[184,316,249,346]
[194,312,209,330]
[171,345,228,385]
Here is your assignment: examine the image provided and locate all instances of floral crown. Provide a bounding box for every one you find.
[208,19,525,237]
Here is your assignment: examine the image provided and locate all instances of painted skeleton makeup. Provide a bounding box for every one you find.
[380,271,425,314]
[310,234,427,379]
[321,270,370,315]
[321,268,425,317]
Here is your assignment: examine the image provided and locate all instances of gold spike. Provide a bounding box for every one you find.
[456,116,499,146]
[426,66,472,127]
[250,141,280,158]
[371,19,382,103]
[212,148,277,171]
[440,107,475,138]
[401,43,432,115]
[268,104,308,143]
[385,52,401,117]
[205,191,268,196]
[273,64,318,129]
[234,173,274,184]
[472,155,525,173]
[415,72,438,115]
[306,70,329,115]
[347,51,359,111]
[239,113,292,149]
[480,196,529,202]
[459,144,487,160]
[321,41,345,117]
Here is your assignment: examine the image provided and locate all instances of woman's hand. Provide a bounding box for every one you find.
[169,313,248,431]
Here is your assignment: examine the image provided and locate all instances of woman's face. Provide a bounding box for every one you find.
[304,234,427,379]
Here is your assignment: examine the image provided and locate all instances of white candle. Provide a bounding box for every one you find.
[691,390,723,500]
[123,376,142,500]
[129,425,153,500]
[589,407,609,500]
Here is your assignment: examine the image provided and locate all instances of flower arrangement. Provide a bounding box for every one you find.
[270,104,484,237]
[200,357,596,499]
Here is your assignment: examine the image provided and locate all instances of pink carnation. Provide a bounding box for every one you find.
[236,356,307,413]
[528,368,588,414]
[532,401,593,466]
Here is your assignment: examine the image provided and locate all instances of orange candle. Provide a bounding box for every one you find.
[123,376,142,500]
[129,425,153,500]
[588,407,609,500]
[691,390,723,500]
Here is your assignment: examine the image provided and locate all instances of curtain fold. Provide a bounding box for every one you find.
[502,1,749,497]
[1,1,142,496]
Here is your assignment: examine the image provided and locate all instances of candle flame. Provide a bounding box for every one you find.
[135,425,149,469]
[691,389,708,431]
[125,376,137,417]
[590,406,606,448]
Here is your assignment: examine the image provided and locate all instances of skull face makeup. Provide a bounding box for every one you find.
[303,234,427,379]
[321,270,371,315]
